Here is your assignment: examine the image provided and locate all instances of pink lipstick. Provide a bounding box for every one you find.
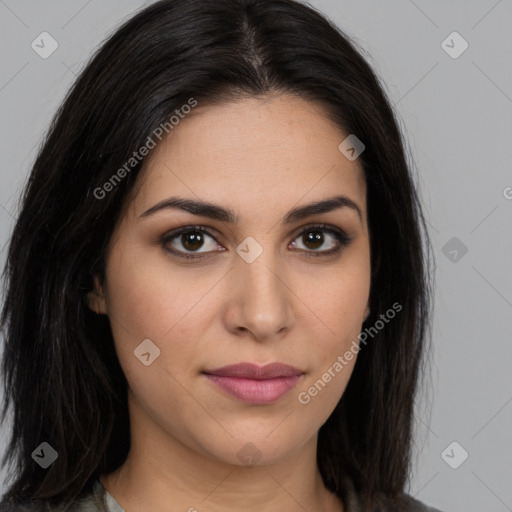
[203,362,304,405]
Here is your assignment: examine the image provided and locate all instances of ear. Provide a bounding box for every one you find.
[86,275,108,315]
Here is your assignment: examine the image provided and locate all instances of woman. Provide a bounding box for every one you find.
[0,0,441,510]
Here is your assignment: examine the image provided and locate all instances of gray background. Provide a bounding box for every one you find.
[0,1,511,511]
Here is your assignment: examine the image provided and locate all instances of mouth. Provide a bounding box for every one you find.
[202,362,304,405]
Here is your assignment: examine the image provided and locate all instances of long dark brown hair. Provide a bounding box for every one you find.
[0,0,434,509]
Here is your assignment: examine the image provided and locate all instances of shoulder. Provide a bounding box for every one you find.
[340,475,445,512]
[0,482,108,512]
[390,493,445,512]
[0,498,101,512]
[0,497,47,512]
[359,493,445,512]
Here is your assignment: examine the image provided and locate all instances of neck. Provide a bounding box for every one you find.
[100,399,343,512]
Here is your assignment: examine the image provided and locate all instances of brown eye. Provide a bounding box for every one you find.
[291,224,353,257]
[160,223,353,261]
[161,226,221,259]
[180,231,205,251]
[302,230,325,250]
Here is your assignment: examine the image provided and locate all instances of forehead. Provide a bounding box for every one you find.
[130,94,366,221]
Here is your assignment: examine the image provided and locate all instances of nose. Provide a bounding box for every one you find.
[223,248,295,342]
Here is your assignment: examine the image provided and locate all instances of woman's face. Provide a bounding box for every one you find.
[88,93,371,468]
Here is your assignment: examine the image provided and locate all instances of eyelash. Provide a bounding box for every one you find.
[160,223,354,261]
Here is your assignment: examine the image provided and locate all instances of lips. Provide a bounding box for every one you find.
[203,362,304,404]
[204,362,303,379]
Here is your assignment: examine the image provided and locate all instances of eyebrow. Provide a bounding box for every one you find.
[139,194,363,225]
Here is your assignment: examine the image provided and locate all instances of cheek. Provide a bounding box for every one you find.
[302,262,370,349]
[103,245,216,377]
[106,260,164,339]
[104,242,191,339]
[294,301,362,426]
[102,255,202,419]
[294,347,357,439]
[292,263,369,414]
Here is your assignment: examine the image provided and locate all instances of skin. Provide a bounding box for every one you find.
[88,93,371,512]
